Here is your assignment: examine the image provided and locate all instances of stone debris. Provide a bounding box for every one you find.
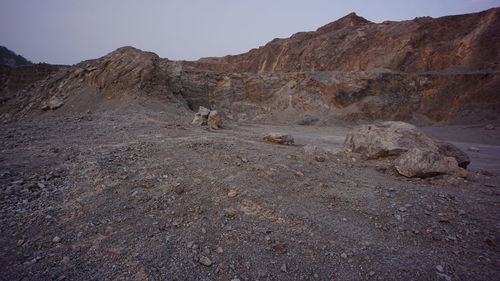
[484,124,495,130]
[227,190,238,198]
[468,147,480,152]
[261,133,294,145]
[302,144,318,155]
[207,110,222,129]
[41,97,64,111]
[214,247,223,254]
[192,106,222,128]
[198,256,212,267]
[191,106,211,126]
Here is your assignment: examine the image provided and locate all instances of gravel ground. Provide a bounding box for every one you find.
[0,105,499,281]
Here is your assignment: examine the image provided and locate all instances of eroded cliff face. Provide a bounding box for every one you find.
[1,9,499,124]
[184,8,500,73]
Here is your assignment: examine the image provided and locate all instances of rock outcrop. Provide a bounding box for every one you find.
[1,9,499,124]
[184,8,500,73]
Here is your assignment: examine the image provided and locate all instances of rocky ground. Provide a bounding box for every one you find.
[0,102,499,281]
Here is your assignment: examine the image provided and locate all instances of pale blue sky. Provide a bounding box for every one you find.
[0,0,498,65]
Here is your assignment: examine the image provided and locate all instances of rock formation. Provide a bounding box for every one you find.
[0,9,499,124]
[184,8,499,73]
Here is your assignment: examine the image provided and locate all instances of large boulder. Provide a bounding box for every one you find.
[343,121,438,159]
[344,121,471,178]
[437,142,470,169]
[394,148,468,178]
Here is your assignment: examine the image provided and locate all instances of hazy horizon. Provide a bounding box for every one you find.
[1,0,498,65]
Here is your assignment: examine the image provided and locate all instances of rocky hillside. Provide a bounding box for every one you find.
[0,46,32,66]
[184,8,499,73]
[0,9,499,124]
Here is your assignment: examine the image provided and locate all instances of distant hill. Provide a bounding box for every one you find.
[0,46,32,66]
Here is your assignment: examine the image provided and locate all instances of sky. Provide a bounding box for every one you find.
[0,0,498,65]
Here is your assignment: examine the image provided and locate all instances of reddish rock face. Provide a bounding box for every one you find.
[1,10,499,124]
[184,8,500,73]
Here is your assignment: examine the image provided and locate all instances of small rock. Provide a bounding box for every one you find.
[224,208,237,218]
[437,273,452,281]
[314,156,325,162]
[173,185,184,195]
[52,236,61,243]
[398,207,407,212]
[303,144,318,155]
[280,263,287,272]
[207,110,222,129]
[340,253,348,259]
[294,171,304,177]
[261,133,294,145]
[199,256,212,267]
[468,147,480,152]
[60,256,70,264]
[227,190,238,198]
[484,124,495,130]
[369,271,376,277]
[41,97,64,111]
[297,114,319,126]
[192,106,211,126]
[436,265,444,272]
[215,247,223,254]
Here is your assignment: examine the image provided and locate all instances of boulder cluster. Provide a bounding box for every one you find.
[191,106,222,129]
[343,121,469,178]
